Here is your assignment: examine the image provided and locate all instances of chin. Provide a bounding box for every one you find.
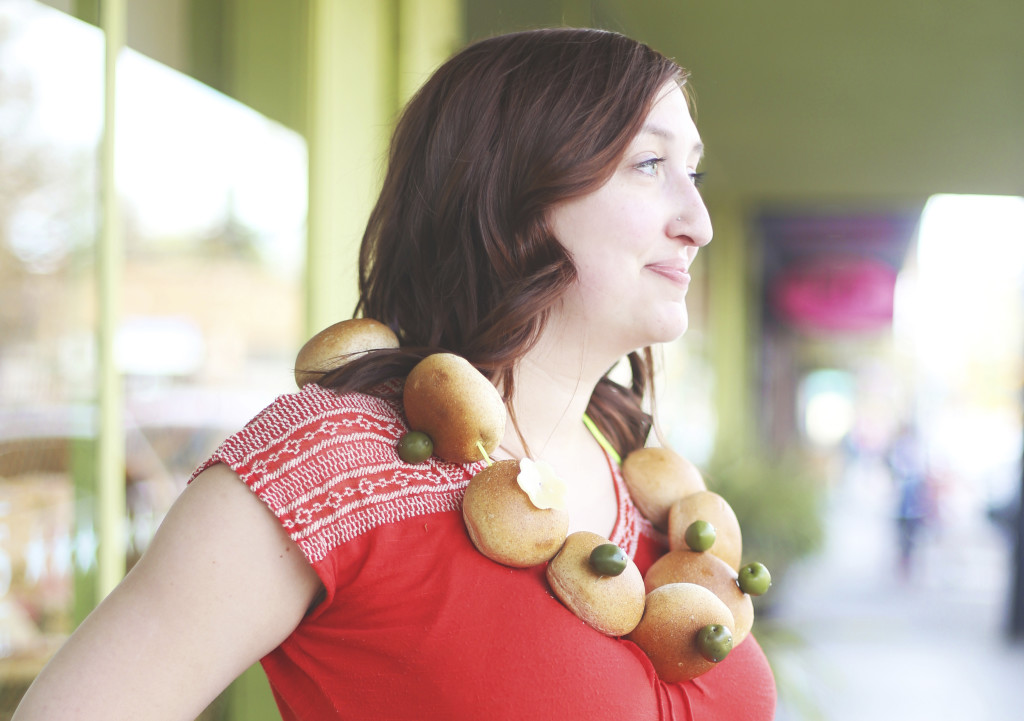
[626,313,689,352]
[652,308,690,344]
[656,324,689,346]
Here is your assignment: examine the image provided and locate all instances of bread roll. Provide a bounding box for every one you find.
[404,353,505,464]
[462,460,568,567]
[621,447,706,530]
[644,550,754,646]
[294,318,398,387]
[627,582,735,683]
[546,531,645,636]
[668,491,743,571]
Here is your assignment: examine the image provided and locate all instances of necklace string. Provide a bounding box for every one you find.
[582,413,621,465]
[500,414,621,465]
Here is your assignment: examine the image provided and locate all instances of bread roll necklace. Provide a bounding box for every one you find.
[296,321,772,682]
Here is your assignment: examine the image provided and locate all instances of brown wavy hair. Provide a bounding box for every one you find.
[318,28,688,460]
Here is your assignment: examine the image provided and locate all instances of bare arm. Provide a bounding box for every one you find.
[13,463,321,721]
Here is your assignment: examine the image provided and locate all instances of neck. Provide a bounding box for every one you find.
[496,322,629,539]
[499,325,617,461]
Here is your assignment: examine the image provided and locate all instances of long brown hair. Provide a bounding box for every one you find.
[320,28,688,460]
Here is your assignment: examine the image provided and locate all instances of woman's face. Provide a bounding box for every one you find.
[547,82,712,357]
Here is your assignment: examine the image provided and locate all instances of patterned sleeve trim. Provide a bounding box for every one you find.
[191,382,485,565]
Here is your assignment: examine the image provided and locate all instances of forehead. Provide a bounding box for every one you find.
[635,83,703,156]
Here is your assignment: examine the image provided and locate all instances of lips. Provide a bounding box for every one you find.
[645,261,691,287]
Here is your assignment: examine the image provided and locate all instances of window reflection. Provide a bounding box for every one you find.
[0,1,306,703]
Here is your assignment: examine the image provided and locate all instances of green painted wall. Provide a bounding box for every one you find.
[188,0,309,134]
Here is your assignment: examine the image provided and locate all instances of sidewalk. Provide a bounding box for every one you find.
[766,462,1024,721]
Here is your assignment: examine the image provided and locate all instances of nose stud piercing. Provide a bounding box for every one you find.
[676,216,682,221]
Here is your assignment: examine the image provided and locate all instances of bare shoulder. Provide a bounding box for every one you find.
[13,464,321,721]
[136,462,322,613]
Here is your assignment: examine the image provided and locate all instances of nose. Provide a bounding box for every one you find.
[671,181,713,248]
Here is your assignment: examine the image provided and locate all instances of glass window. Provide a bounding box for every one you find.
[0,2,306,710]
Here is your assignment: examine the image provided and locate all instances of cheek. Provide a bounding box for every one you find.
[572,241,640,291]
[550,193,650,293]
[605,201,656,256]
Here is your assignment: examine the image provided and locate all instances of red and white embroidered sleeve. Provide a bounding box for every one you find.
[190,383,484,565]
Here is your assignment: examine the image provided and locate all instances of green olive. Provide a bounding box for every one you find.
[737,561,772,596]
[397,431,433,464]
[588,543,628,577]
[696,623,733,663]
[684,519,716,552]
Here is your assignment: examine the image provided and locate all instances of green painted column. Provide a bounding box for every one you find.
[706,197,756,463]
[70,439,97,626]
[396,0,463,105]
[304,0,465,336]
[304,0,396,336]
[96,0,127,604]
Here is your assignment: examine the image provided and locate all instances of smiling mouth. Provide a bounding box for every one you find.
[646,264,691,287]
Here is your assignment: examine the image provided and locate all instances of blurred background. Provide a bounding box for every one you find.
[0,1,1021,719]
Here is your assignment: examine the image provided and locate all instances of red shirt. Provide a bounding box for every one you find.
[193,382,776,720]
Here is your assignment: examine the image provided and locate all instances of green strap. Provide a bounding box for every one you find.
[582,413,621,466]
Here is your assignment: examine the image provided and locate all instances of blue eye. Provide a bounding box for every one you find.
[637,157,665,176]
[689,171,706,188]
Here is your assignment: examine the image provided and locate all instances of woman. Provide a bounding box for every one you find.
[15,28,776,720]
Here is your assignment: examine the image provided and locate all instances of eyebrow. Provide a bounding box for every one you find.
[639,123,704,159]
